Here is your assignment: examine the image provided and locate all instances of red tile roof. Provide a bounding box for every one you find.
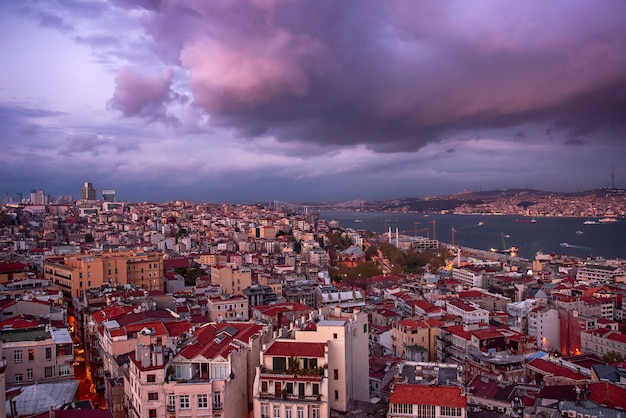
[265,341,326,358]
[527,358,587,381]
[0,262,28,273]
[390,384,467,407]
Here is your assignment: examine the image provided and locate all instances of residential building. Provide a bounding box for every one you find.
[391,318,441,362]
[445,299,489,324]
[206,294,249,322]
[1,320,74,388]
[388,384,466,418]
[211,264,252,295]
[43,250,164,297]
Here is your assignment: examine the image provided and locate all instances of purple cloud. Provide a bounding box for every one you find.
[108,66,180,122]
[133,0,626,151]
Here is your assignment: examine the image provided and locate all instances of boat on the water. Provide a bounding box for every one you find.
[490,246,519,254]
[583,220,597,225]
[599,218,618,223]
[516,218,537,223]
[560,242,570,247]
[575,230,584,235]
[354,219,362,223]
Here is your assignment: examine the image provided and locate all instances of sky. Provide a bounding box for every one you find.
[1,0,626,204]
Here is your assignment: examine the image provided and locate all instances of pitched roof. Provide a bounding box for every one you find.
[390,384,466,407]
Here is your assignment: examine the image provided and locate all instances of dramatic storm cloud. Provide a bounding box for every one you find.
[1,0,625,202]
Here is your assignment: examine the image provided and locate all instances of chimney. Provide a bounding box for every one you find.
[154,344,163,367]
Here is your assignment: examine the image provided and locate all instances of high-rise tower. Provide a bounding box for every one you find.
[81,181,96,200]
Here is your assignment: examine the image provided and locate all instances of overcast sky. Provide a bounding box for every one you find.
[1,0,626,203]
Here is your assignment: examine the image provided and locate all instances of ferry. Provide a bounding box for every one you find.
[560,242,570,247]
[478,221,485,226]
[599,217,618,223]
[490,246,519,254]
[575,230,584,235]
[583,220,597,225]
[354,219,362,223]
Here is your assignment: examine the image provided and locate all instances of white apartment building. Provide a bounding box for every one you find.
[445,299,489,324]
[527,305,560,352]
[451,265,487,288]
[252,307,369,417]
[581,327,626,358]
[576,265,626,283]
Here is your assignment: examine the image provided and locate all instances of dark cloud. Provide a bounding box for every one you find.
[127,0,626,153]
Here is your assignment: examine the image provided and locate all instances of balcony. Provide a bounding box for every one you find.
[259,391,322,403]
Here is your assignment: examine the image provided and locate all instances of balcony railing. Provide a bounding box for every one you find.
[259,392,322,403]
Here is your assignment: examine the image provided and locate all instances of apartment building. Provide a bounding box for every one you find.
[388,384,466,418]
[253,307,369,417]
[125,321,270,418]
[576,265,626,283]
[528,305,560,352]
[445,299,490,324]
[1,321,74,388]
[253,340,328,418]
[44,250,164,297]
[206,294,249,321]
[581,327,626,358]
[391,318,441,362]
[211,264,252,295]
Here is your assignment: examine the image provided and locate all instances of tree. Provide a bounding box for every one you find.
[603,351,625,364]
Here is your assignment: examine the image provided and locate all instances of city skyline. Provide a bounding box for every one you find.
[1,1,626,203]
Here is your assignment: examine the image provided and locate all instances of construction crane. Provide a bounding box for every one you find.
[428,220,437,241]
[413,221,421,236]
[451,227,457,246]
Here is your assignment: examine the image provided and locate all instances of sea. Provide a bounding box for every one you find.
[318,211,626,260]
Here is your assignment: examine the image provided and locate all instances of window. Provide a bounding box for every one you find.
[27,369,33,381]
[197,393,208,409]
[261,381,268,393]
[14,350,22,363]
[441,406,462,417]
[261,404,270,418]
[147,374,156,383]
[273,405,281,418]
[297,407,304,418]
[210,362,228,379]
[167,394,175,411]
[334,390,339,401]
[148,392,158,401]
[312,407,321,418]
[148,410,157,418]
[45,366,54,378]
[333,333,338,339]
[334,369,339,380]
[363,324,368,333]
[312,383,319,395]
[15,373,23,383]
[45,347,52,359]
[58,364,70,376]
[28,349,34,361]
[179,395,190,409]
[213,392,222,410]
[286,408,292,418]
